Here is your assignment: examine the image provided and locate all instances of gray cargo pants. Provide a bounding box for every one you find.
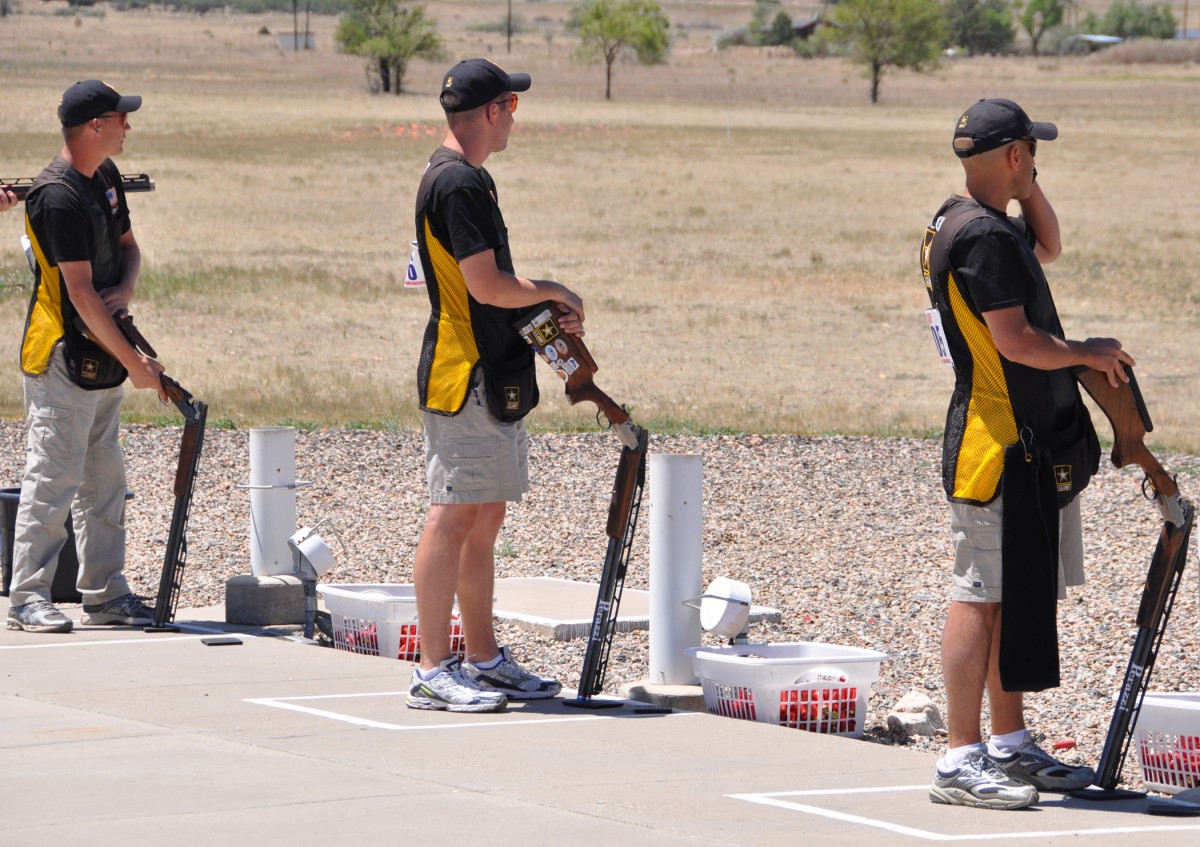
[9,346,131,607]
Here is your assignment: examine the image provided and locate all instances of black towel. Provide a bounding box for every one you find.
[999,438,1061,692]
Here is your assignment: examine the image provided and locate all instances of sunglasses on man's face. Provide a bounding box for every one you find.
[492,93,518,113]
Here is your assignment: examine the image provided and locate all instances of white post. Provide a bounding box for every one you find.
[248,426,298,577]
[649,453,703,685]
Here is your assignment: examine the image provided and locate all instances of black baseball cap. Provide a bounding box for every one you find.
[952,98,1057,158]
[439,58,531,113]
[58,80,142,128]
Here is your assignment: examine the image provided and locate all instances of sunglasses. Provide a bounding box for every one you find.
[491,93,518,114]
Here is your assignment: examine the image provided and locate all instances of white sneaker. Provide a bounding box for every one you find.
[930,748,1039,810]
[462,646,562,700]
[992,738,1096,792]
[6,599,73,633]
[406,656,507,713]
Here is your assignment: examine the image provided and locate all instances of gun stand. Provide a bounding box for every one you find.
[564,427,649,711]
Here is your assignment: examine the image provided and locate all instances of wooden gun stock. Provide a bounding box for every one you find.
[564,346,631,429]
[514,303,641,449]
[75,311,158,364]
[2,173,155,202]
[1075,366,1183,523]
[115,312,158,359]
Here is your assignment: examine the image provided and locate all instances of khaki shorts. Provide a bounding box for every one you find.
[949,494,1083,603]
[423,373,529,505]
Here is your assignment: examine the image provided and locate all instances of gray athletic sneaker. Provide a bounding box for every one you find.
[462,646,562,700]
[81,593,155,626]
[930,748,1040,810]
[407,656,507,713]
[992,738,1096,792]
[6,599,73,633]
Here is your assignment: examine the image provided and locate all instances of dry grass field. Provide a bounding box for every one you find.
[1,1,1198,448]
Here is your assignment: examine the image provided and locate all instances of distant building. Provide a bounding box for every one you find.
[792,15,821,39]
[1062,33,1122,53]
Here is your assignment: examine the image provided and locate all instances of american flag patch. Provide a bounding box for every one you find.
[106,186,118,209]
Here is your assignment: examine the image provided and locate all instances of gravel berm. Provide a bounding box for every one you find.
[3,420,1198,789]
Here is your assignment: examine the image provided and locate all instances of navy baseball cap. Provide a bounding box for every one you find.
[58,80,142,127]
[952,98,1057,158]
[439,58,530,113]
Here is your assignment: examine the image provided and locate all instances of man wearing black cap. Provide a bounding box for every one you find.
[406,59,586,712]
[7,81,166,634]
[920,98,1135,809]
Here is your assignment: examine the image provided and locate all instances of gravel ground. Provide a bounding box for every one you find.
[3,420,1198,790]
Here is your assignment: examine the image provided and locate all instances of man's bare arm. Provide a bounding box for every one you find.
[97,229,140,315]
[1020,181,1060,264]
[459,249,585,334]
[984,305,1133,387]
[58,260,165,398]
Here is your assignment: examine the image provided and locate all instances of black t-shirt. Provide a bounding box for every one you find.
[27,157,130,288]
[20,157,132,387]
[423,150,514,274]
[948,207,1065,342]
[924,194,1087,504]
[414,146,535,417]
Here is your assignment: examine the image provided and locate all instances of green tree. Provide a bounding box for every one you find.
[752,0,783,28]
[567,0,670,100]
[764,11,797,46]
[820,0,947,104]
[335,0,444,95]
[1094,0,1177,38]
[944,0,1017,54]
[1015,0,1064,55]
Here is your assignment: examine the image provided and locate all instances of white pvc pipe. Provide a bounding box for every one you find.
[249,426,298,577]
[648,453,703,685]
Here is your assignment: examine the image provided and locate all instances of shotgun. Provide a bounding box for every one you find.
[1,172,155,201]
[513,303,650,705]
[1073,366,1193,794]
[568,426,649,705]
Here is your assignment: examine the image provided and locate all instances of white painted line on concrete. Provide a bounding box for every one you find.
[246,691,695,732]
[730,786,1200,841]
[0,634,213,650]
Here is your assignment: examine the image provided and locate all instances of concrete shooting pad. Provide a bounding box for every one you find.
[4,598,1200,846]
[492,576,781,640]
